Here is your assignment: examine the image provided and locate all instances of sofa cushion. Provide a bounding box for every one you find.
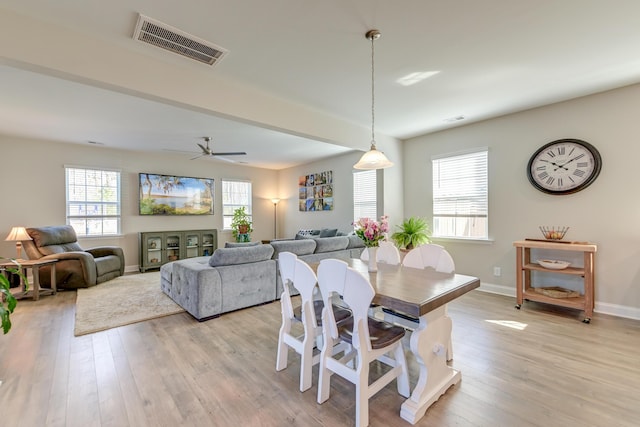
[270,239,317,258]
[224,241,261,248]
[346,235,366,249]
[313,236,349,253]
[319,228,338,237]
[27,225,84,255]
[209,244,274,267]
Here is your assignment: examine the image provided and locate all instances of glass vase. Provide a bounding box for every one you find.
[368,246,378,272]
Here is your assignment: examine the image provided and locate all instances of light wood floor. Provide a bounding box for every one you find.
[1,288,639,427]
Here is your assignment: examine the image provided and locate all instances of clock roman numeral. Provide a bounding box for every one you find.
[538,172,549,180]
[557,147,565,155]
[546,177,555,185]
[557,178,563,187]
[573,169,586,178]
[546,150,556,158]
[577,162,588,168]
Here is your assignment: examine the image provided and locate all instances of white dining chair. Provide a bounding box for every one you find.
[317,259,410,427]
[386,243,456,360]
[275,252,351,392]
[360,240,401,265]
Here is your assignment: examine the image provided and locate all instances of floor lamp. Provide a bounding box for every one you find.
[271,198,280,239]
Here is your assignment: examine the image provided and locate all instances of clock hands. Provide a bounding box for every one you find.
[555,154,585,170]
[539,159,569,171]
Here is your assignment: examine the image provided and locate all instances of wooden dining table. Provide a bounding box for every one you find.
[339,259,480,424]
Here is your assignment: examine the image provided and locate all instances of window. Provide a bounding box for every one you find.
[353,169,377,222]
[222,180,252,229]
[65,166,121,237]
[432,149,488,239]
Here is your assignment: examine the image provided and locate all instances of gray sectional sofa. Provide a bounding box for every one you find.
[160,236,364,321]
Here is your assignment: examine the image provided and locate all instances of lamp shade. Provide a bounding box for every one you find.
[353,145,394,170]
[271,198,281,205]
[5,226,32,242]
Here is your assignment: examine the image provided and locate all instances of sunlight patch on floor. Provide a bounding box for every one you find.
[485,319,528,330]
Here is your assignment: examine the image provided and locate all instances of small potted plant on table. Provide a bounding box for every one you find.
[231,207,253,242]
[391,216,431,250]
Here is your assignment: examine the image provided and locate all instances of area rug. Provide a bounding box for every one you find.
[74,271,185,336]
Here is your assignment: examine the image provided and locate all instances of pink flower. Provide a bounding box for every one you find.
[353,215,389,247]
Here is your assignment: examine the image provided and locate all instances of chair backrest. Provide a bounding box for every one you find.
[377,241,401,265]
[278,251,297,294]
[402,243,455,273]
[317,258,349,339]
[278,251,298,320]
[23,225,84,259]
[359,241,401,265]
[341,267,376,352]
[293,258,321,328]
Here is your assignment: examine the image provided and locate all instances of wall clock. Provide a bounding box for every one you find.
[527,138,602,195]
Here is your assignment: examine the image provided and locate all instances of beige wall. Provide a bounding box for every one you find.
[0,136,279,272]
[403,83,640,319]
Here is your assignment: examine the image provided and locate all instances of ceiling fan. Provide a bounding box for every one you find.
[191,136,247,160]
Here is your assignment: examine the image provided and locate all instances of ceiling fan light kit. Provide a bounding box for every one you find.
[354,29,394,170]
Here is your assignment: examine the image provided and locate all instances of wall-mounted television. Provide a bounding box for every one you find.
[139,173,214,215]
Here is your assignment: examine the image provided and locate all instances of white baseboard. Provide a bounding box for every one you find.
[478,281,640,321]
[125,265,140,274]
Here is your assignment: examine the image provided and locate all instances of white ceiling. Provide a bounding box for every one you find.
[1,0,640,170]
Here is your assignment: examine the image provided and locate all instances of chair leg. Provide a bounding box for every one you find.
[317,338,332,404]
[275,315,290,372]
[300,331,314,392]
[355,359,369,427]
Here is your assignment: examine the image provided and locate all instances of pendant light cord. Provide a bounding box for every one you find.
[370,32,376,146]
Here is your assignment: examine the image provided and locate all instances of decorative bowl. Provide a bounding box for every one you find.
[539,226,569,240]
[538,259,570,270]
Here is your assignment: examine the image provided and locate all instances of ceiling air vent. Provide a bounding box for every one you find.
[133,14,227,66]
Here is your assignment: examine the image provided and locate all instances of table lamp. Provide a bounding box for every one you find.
[5,226,32,260]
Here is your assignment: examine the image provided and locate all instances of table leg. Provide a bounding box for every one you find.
[32,265,41,301]
[400,304,461,424]
[50,263,57,295]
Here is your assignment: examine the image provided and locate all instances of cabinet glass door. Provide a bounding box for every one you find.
[164,232,182,262]
[144,234,163,267]
[201,232,215,256]
[185,232,199,258]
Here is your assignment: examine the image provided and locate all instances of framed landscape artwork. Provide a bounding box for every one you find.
[139,173,214,215]
[298,170,333,211]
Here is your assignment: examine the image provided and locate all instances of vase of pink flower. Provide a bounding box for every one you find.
[353,216,389,272]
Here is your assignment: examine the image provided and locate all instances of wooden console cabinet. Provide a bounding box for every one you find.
[513,239,596,323]
[139,229,218,272]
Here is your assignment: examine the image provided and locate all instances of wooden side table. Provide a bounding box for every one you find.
[0,259,58,301]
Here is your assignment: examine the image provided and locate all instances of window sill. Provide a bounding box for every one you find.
[431,237,494,245]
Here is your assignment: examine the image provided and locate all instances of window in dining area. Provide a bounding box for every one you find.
[432,149,488,239]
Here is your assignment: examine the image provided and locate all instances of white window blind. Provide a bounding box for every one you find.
[65,166,121,237]
[432,149,488,239]
[353,170,377,222]
[222,180,252,229]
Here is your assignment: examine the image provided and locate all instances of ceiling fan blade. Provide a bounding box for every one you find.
[210,151,247,156]
[196,142,211,154]
[190,153,205,160]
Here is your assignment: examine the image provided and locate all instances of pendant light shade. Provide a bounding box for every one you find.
[354,29,393,170]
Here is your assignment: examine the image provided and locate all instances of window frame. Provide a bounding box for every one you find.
[353,169,377,222]
[431,148,489,240]
[65,166,121,237]
[221,179,253,230]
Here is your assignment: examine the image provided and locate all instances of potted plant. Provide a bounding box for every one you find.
[231,207,253,242]
[1,258,28,334]
[391,216,431,250]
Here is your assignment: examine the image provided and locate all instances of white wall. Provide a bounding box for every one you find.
[276,143,405,239]
[403,83,640,319]
[0,136,278,271]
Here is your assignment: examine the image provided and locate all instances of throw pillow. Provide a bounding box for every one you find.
[319,228,338,237]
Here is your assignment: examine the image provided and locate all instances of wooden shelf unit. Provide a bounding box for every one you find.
[513,239,597,323]
[139,229,218,272]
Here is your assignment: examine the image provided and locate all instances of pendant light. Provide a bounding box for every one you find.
[354,29,394,170]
